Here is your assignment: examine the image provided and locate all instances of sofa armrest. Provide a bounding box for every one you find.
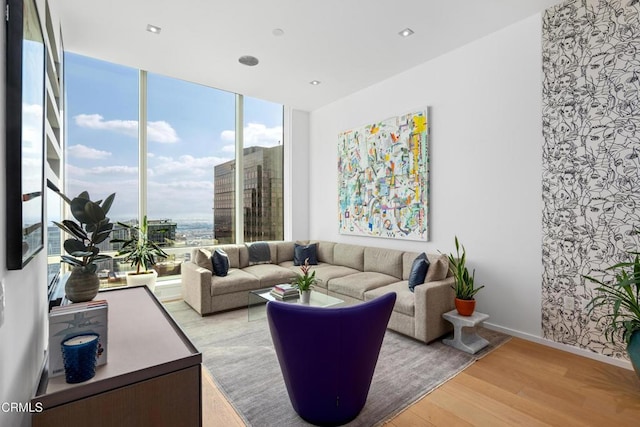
[414,276,455,343]
[181,261,213,315]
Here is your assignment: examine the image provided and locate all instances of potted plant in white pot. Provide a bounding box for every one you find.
[584,249,640,379]
[51,188,116,303]
[112,215,169,292]
[447,236,484,316]
[292,258,316,303]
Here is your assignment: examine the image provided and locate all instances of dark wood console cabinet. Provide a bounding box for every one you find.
[32,286,202,426]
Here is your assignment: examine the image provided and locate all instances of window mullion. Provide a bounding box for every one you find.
[235,94,244,243]
[139,70,148,223]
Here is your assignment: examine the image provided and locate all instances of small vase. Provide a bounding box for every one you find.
[628,330,640,380]
[66,267,100,303]
[455,298,476,316]
[299,290,311,304]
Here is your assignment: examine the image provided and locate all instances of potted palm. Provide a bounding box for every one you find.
[112,215,169,292]
[447,236,484,316]
[51,189,116,302]
[292,258,316,303]
[584,250,640,379]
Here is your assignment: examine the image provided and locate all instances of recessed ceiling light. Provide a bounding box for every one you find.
[146,24,162,34]
[272,28,285,36]
[310,80,321,85]
[239,55,259,66]
[398,28,414,37]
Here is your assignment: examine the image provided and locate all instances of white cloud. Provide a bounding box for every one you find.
[220,123,282,147]
[91,165,138,175]
[221,144,235,153]
[149,154,232,178]
[66,164,137,177]
[148,121,180,143]
[74,114,179,143]
[68,144,112,160]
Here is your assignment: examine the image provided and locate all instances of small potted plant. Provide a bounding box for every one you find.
[447,236,484,316]
[584,249,640,379]
[51,189,116,303]
[292,258,316,303]
[112,215,169,292]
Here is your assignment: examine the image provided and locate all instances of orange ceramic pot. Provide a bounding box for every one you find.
[455,298,476,316]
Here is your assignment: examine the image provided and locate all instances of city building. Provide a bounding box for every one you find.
[214,145,283,244]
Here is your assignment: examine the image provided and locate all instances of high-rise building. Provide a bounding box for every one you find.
[214,145,283,244]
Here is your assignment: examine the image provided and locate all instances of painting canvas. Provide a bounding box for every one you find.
[338,109,429,241]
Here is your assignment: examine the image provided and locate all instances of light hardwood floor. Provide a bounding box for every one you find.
[202,338,640,426]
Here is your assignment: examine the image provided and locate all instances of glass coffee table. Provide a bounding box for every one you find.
[248,287,344,321]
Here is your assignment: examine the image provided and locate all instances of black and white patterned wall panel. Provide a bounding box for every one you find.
[542,0,640,359]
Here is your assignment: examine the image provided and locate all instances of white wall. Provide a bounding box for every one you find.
[286,109,310,241]
[0,1,56,425]
[309,14,543,337]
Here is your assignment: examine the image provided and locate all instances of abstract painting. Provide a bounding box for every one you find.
[338,110,429,241]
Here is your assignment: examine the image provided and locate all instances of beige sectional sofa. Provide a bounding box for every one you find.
[181,240,455,343]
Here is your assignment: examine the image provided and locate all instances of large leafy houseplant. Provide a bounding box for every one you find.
[112,215,169,275]
[584,252,640,346]
[49,185,116,302]
[584,250,640,379]
[52,190,116,274]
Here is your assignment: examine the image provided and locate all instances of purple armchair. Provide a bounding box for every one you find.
[267,292,396,426]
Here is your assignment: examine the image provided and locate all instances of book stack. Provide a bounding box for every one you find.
[270,284,299,300]
[48,300,109,377]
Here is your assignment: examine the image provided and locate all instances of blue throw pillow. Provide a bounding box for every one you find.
[408,253,430,292]
[294,243,318,266]
[211,249,229,277]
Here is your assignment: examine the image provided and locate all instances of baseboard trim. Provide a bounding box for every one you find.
[483,321,633,371]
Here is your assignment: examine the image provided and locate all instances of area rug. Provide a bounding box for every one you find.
[165,301,510,426]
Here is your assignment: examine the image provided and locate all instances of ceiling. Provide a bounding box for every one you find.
[55,0,562,112]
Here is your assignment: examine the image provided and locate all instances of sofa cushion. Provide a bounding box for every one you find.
[282,263,340,290]
[425,254,449,282]
[194,248,213,272]
[276,241,294,264]
[328,272,398,300]
[309,265,359,288]
[294,243,318,266]
[365,281,415,316]
[214,244,240,269]
[408,253,429,291]
[364,247,403,279]
[210,268,261,296]
[313,241,336,264]
[333,243,365,271]
[243,264,297,288]
[211,249,230,277]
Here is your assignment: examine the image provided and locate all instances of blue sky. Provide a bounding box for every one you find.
[63,53,283,222]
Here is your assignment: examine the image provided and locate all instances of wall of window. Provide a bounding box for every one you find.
[54,53,284,282]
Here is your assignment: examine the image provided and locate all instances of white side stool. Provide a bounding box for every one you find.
[442,309,489,354]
